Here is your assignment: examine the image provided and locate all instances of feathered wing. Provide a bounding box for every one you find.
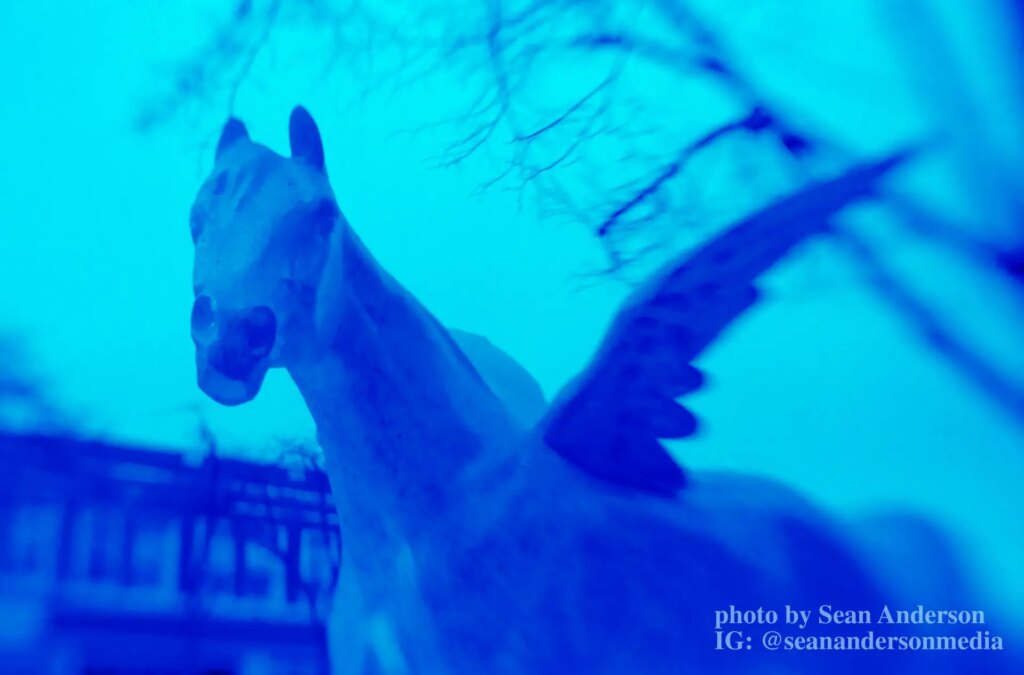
[539,151,912,495]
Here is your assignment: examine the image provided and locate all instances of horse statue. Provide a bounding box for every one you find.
[187,107,1009,674]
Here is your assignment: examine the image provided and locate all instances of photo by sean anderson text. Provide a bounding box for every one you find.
[715,604,989,631]
[813,605,985,628]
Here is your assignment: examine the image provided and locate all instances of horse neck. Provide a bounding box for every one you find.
[288,224,517,572]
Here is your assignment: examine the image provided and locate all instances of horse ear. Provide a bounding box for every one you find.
[215,118,249,160]
[289,106,325,171]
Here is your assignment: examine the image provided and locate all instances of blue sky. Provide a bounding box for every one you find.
[1,0,1023,614]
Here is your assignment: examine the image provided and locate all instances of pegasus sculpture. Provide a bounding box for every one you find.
[188,107,1006,674]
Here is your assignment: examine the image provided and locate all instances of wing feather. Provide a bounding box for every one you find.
[539,151,912,495]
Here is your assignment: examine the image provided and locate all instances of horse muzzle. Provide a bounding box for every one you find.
[192,298,277,406]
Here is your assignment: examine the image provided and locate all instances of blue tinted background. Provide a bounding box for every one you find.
[1,0,1022,623]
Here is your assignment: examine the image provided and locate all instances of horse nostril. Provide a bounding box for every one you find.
[243,306,277,357]
[191,295,216,340]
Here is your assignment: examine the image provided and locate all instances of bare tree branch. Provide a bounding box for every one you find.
[141,0,1024,423]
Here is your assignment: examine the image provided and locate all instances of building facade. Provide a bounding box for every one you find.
[0,432,341,674]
